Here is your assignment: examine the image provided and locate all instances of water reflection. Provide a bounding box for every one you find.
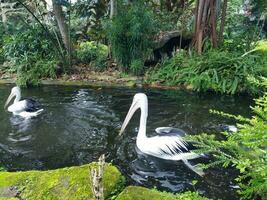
[9,115,35,133]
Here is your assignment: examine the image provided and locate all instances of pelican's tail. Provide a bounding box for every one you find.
[35,109,44,116]
[182,159,205,177]
[19,109,44,118]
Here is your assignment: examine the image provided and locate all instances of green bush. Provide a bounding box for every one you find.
[222,0,265,52]
[2,26,58,85]
[147,50,267,94]
[15,53,57,86]
[3,27,55,62]
[187,79,267,199]
[76,41,108,71]
[130,59,144,75]
[107,0,157,72]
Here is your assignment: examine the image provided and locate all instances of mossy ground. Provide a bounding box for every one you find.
[116,186,209,200]
[0,164,209,200]
[0,163,124,200]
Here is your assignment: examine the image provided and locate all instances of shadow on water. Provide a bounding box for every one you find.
[0,85,253,199]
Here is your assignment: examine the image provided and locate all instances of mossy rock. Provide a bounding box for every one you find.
[116,186,209,200]
[0,163,124,200]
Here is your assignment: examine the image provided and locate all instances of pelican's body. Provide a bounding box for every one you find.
[119,93,204,176]
[4,86,43,118]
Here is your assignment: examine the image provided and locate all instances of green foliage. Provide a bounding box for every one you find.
[252,0,267,13]
[3,27,54,61]
[222,0,266,52]
[0,166,5,172]
[147,49,267,94]
[130,59,144,76]
[76,41,108,71]
[253,40,267,56]
[15,53,57,86]
[107,0,157,72]
[116,186,209,200]
[72,0,108,42]
[2,26,58,86]
[187,83,267,199]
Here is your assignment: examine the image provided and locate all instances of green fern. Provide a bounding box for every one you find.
[146,49,267,94]
[187,84,267,199]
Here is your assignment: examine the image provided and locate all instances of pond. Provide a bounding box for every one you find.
[0,84,253,199]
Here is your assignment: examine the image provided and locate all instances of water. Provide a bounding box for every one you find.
[0,84,253,199]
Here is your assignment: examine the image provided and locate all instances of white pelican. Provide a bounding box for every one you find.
[119,93,205,176]
[4,86,43,118]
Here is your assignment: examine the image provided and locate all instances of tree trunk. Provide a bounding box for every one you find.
[195,0,205,54]
[110,0,116,19]
[0,1,8,30]
[52,0,71,54]
[210,0,218,48]
[219,0,228,45]
[194,0,221,54]
[165,0,172,11]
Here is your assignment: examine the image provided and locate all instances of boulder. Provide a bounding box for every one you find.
[0,163,124,200]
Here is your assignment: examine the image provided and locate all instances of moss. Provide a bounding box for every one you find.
[0,163,124,200]
[116,186,209,200]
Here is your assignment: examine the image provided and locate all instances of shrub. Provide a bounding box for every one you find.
[130,59,144,75]
[2,26,58,85]
[107,0,157,72]
[187,79,267,199]
[14,53,57,86]
[146,49,267,94]
[222,0,266,52]
[76,41,108,71]
[3,27,55,62]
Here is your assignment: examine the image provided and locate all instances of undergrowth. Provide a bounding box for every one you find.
[146,49,267,94]
[107,0,156,74]
[187,78,267,199]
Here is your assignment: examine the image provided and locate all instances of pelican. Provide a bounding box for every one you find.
[119,93,205,176]
[4,86,43,118]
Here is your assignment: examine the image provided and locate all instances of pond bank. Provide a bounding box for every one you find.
[0,163,207,200]
[0,69,191,91]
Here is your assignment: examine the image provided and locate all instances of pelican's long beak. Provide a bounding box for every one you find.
[4,92,15,110]
[119,100,139,136]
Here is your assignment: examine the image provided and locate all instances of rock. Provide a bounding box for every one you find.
[116,186,209,200]
[0,163,124,200]
[125,81,136,87]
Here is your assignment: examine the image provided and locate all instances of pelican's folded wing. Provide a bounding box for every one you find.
[155,127,186,137]
[24,98,42,112]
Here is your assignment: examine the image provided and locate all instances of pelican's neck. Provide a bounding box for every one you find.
[14,91,21,103]
[137,99,148,140]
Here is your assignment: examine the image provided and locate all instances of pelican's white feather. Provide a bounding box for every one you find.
[7,100,28,113]
[119,93,205,176]
[4,86,43,118]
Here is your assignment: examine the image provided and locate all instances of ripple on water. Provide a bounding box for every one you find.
[0,85,252,200]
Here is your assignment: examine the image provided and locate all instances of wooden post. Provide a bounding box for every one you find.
[90,154,105,200]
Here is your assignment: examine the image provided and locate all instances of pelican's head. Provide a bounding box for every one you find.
[119,93,148,136]
[4,86,21,109]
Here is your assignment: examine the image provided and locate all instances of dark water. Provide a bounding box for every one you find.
[0,84,252,199]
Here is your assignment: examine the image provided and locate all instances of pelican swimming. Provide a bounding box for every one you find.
[4,86,43,118]
[119,93,205,176]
